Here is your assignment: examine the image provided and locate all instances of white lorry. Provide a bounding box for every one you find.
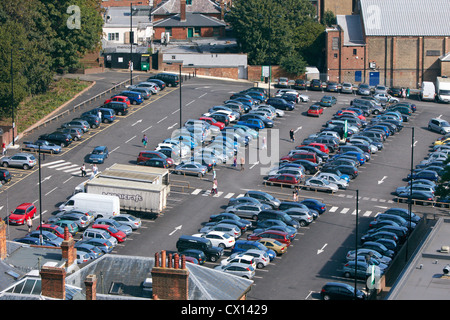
[74,164,170,217]
[59,193,120,219]
[420,81,436,101]
[435,76,450,103]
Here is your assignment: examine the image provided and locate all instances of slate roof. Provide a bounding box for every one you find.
[360,0,450,36]
[153,12,226,28]
[336,15,365,46]
[104,6,152,28]
[152,0,221,15]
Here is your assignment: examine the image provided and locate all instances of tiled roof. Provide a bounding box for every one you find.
[152,0,221,15]
[153,12,226,27]
[336,15,365,46]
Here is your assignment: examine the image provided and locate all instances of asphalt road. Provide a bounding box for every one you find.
[0,72,448,300]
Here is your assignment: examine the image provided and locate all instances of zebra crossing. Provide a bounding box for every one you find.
[40,160,94,175]
[185,188,388,218]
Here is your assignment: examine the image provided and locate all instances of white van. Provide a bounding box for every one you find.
[421,81,436,101]
[59,193,120,218]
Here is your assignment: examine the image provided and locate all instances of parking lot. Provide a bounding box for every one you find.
[0,72,448,300]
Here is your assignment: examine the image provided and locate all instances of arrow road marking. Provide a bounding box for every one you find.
[317,243,327,254]
[131,119,142,126]
[169,225,182,236]
[377,176,387,184]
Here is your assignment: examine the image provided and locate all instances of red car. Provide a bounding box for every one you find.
[92,224,126,242]
[37,224,66,239]
[267,174,302,187]
[104,96,131,106]
[280,152,320,164]
[335,110,366,121]
[307,105,323,117]
[8,203,36,225]
[247,230,291,246]
[199,116,225,130]
[136,150,174,167]
[308,142,330,154]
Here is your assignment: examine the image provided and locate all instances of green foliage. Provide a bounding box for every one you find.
[280,53,307,76]
[435,155,450,200]
[322,10,337,27]
[226,0,325,71]
[0,0,103,119]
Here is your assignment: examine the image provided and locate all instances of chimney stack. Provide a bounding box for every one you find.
[40,266,66,300]
[180,0,186,22]
[0,218,6,260]
[61,227,76,268]
[85,274,97,300]
[151,250,189,300]
[220,0,225,20]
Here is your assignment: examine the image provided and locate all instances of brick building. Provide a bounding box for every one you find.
[325,0,450,88]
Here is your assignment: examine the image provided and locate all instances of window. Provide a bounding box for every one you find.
[426,50,440,56]
[165,27,172,36]
[353,48,357,55]
[194,27,201,37]
[333,53,338,58]
[108,33,119,41]
[186,0,192,4]
[332,37,339,50]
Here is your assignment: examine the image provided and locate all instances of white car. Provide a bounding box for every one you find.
[304,177,339,193]
[220,253,257,270]
[203,110,238,122]
[316,172,349,189]
[192,231,235,249]
[156,143,190,158]
[214,262,255,279]
[242,249,270,269]
[257,104,284,117]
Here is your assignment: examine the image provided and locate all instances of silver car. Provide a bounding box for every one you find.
[341,82,354,93]
[316,172,349,189]
[111,214,142,230]
[94,218,133,235]
[304,177,339,193]
[242,249,270,269]
[174,161,208,177]
[225,203,264,220]
[1,153,37,170]
[199,223,241,239]
[214,262,255,279]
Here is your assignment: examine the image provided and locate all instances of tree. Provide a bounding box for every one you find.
[280,53,307,76]
[226,0,325,71]
[435,155,450,200]
[322,10,337,27]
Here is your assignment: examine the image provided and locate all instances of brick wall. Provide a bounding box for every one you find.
[162,62,239,79]
[40,266,66,300]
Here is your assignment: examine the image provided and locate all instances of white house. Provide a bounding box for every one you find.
[103,6,154,46]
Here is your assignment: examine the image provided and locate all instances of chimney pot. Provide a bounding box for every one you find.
[168,253,173,268]
[161,250,166,268]
[174,253,180,269]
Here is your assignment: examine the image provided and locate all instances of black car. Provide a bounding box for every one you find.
[320,282,366,300]
[266,98,294,111]
[148,73,179,87]
[293,79,307,90]
[76,115,101,129]
[0,168,11,185]
[389,87,403,97]
[310,79,322,91]
[137,158,170,169]
[102,101,129,116]
[39,132,73,147]
[291,160,319,175]
[324,164,358,179]
[209,113,230,126]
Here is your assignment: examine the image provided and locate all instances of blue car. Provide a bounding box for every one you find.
[236,119,265,130]
[117,90,144,105]
[232,240,276,261]
[300,199,327,214]
[340,151,366,165]
[407,170,439,182]
[88,146,109,164]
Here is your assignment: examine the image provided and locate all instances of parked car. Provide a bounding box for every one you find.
[61,120,90,133]
[174,161,208,177]
[192,231,235,249]
[104,95,130,106]
[219,253,257,270]
[266,97,295,111]
[22,140,62,154]
[87,146,109,164]
[319,95,337,107]
[258,238,288,255]
[266,173,302,187]
[102,101,129,116]
[320,282,366,300]
[247,230,291,246]
[2,152,37,170]
[300,198,327,214]
[27,230,63,247]
[93,218,132,236]
[7,203,37,225]
[111,214,141,230]
[91,224,126,243]
[0,168,11,185]
[428,118,450,134]
[137,150,174,166]
[214,262,255,279]
[244,190,281,209]
[304,177,339,193]
[340,82,354,94]
[307,105,324,117]
[342,260,384,279]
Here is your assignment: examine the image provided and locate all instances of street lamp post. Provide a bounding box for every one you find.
[406,127,415,261]
[130,3,135,86]
[354,189,359,299]
[10,48,23,146]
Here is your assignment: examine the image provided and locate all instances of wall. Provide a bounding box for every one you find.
[101,0,150,7]
[247,65,302,82]
[162,62,239,79]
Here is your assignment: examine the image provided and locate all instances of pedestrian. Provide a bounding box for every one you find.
[1,143,6,156]
[210,178,218,195]
[92,164,98,176]
[212,168,216,181]
[26,216,32,233]
[142,134,148,148]
[97,110,102,121]
[80,163,86,177]
[402,88,406,98]
[240,156,245,171]
[261,136,267,150]
[289,129,295,142]
[293,187,299,202]
[232,155,237,167]
[406,87,410,98]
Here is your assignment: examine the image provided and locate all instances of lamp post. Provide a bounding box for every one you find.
[129,3,135,86]
[406,127,415,261]
[354,189,359,299]
[10,48,24,146]
[38,145,43,244]
[179,64,182,159]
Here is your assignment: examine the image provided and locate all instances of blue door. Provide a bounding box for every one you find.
[369,72,380,86]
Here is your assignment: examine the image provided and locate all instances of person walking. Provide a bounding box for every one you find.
[232,155,237,167]
[293,187,299,202]
[26,216,32,233]
[142,134,148,148]
[212,168,216,181]
[80,163,87,177]
[240,156,245,171]
[92,164,98,176]
[1,143,6,156]
[261,136,267,150]
[289,129,295,142]
[210,178,218,195]
[97,110,102,122]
